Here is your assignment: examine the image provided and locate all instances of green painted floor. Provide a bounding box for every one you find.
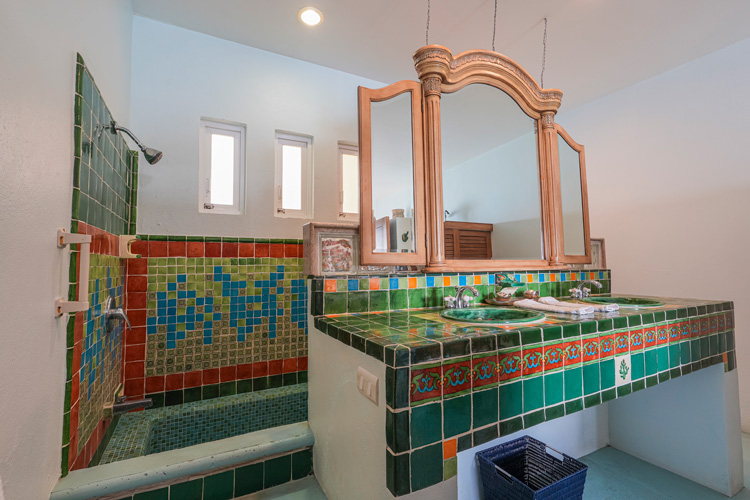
[581,434,750,500]
[240,434,750,499]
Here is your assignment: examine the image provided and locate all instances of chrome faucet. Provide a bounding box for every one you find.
[112,395,153,415]
[570,280,602,299]
[445,285,479,309]
[104,296,131,333]
[103,386,153,419]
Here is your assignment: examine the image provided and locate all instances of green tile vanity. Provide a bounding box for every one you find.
[307,42,742,500]
[306,271,742,499]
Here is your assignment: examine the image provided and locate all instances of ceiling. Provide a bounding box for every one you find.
[131,0,750,112]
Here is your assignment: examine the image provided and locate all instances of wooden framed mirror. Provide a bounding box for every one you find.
[554,123,591,263]
[356,46,593,271]
[357,81,427,265]
[414,46,565,271]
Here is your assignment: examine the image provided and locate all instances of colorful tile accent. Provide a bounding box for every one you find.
[315,298,735,496]
[310,270,612,316]
[123,235,307,405]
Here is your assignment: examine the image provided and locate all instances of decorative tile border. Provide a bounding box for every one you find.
[316,299,735,496]
[109,447,313,500]
[310,270,611,316]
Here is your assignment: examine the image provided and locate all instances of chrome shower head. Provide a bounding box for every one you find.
[110,121,163,165]
[142,147,163,165]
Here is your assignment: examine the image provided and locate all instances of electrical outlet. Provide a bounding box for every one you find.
[357,367,379,405]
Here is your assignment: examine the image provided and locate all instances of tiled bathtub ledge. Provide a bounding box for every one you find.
[312,296,736,496]
[50,421,313,500]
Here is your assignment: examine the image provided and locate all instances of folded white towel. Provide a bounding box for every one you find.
[539,296,619,313]
[514,298,594,315]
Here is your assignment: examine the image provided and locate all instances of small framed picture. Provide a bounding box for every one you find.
[588,238,606,269]
[319,234,358,275]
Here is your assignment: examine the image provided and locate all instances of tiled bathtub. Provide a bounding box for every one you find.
[101,383,308,464]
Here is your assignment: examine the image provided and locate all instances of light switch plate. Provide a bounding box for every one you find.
[357,366,379,405]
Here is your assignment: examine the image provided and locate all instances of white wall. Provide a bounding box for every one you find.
[0,1,133,499]
[443,132,544,259]
[131,17,384,239]
[557,38,750,430]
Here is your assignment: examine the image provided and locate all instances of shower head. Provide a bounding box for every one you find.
[110,121,163,165]
[142,147,163,165]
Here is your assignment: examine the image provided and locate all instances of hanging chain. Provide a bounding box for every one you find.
[492,0,498,52]
[541,17,548,88]
[426,0,431,45]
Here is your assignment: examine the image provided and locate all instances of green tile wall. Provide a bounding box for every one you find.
[73,53,138,236]
[106,447,313,500]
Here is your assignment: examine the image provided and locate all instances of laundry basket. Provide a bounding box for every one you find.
[476,436,588,500]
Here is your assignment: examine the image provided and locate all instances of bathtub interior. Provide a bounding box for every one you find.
[100,383,308,464]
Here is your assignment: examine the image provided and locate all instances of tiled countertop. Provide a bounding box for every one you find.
[311,295,737,496]
[313,296,733,369]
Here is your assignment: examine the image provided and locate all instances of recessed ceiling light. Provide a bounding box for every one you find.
[298,7,323,26]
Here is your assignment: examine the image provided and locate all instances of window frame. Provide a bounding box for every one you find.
[337,142,359,221]
[274,131,313,219]
[198,118,246,215]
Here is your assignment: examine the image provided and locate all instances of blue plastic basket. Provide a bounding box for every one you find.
[476,436,588,500]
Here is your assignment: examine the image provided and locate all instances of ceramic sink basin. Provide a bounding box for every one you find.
[581,296,664,308]
[440,307,544,324]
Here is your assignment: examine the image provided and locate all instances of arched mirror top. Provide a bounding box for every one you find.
[413,45,563,118]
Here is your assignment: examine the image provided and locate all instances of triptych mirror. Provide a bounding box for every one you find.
[358,46,590,271]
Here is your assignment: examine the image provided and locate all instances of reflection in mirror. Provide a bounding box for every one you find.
[558,133,585,255]
[370,92,416,253]
[440,84,543,260]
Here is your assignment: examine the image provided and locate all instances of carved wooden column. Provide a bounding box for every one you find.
[539,111,563,265]
[421,76,447,272]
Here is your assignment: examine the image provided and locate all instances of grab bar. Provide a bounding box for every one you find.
[56,228,92,316]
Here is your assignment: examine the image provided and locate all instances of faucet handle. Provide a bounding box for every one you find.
[461,296,473,307]
[444,296,456,309]
[112,308,132,329]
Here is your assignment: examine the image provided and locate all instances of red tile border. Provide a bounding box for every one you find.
[184,371,202,388]
[269,359,283,375]
[222,242,238,258]
[205,242,221,257]
[168,241,186,257]
[187,241,204,257]
[149,241,167,257]
[220,365,237,382]
[165,374,184,391]
[239,243,254,257]
[237,363,253,379]
[203,368,220,385]
[270,243,284,258]
[253,361,269,378]
[255,243,270,257]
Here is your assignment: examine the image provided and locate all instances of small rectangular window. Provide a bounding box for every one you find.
[338,143,359,220]
[274,132,312,218]
[199,119,245,214]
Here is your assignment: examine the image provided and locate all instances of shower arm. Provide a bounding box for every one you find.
[111,121,146,150]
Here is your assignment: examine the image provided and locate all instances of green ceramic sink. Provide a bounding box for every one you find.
[440,307,544,324]
[581,296,664,308]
